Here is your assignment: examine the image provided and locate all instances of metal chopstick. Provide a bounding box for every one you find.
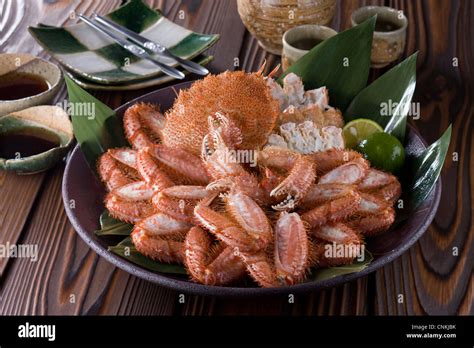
[92,13,209,76]
[78,15,185,80]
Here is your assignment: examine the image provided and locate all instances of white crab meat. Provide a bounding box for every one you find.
[283,73,306,106]
[267,73,331,112]
[266,122,344,154]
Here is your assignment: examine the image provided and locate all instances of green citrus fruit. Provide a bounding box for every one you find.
[356,132,405,173]
[343,118,384,149]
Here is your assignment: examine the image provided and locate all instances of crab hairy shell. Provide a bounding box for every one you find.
[163,71,280,154]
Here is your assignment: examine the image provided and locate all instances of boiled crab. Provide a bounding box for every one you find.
[96,67,402,287]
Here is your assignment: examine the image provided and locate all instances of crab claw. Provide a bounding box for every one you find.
[201,134,213,160]
[272,194,296,211]
[270,156,316,210]
[206,178,233,192]
[207,112,243,149]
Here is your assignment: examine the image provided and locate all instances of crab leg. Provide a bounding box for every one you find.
[104,193,154,224]
[184,226,246,286]
[301,190,361,228]
[347,208,395,237]
[318,157,369,185]
[274,212,310,285]
[131,227,184,263]
[239,252,279,288]
[270,155,316,211]
[146,144,210,185]
[123,102,166,149]
[257,146,301,172]
[357,168,402,203]
[258,147,316,210]
[112,181,154,201]
[300,183,357,209]
[136,147,175,191]
[223,191,273,248]
[151,192,195,223]
[136,212,193,237]
[161,185,209,200]
[311,223,364,268]
[194,205,265,252]
[194,204,265,252]
[311,149,363,175]
[97,151,136,191]
[108,148,138,169]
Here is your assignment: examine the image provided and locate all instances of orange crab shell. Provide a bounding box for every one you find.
[162,70,280,155]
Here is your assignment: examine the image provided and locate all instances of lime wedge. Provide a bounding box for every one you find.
[343,119,384,149]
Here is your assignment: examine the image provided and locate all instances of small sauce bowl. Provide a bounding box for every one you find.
[0,53,62,116]
[0,105,73,174]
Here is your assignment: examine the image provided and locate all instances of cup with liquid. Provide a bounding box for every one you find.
[0,53,62,116]
[282,24,338,71]
[352,6,408,68]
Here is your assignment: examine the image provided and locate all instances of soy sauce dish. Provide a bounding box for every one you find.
[0,105,74,174]
[0,53,62,116]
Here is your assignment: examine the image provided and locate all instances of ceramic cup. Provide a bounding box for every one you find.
[0,53,62,116]
[237,0,337,55]
[282,24,338,70]
[351,6,408,68]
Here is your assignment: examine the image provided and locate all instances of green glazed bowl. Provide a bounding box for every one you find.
[0,105,74,174]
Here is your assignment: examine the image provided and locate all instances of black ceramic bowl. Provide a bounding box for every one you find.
[62,81,441,297]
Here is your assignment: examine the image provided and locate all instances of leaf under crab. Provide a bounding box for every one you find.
[279,16,375,111]
[109,237,187,275]
[94,210,133,236]
[65,75,128,171]
[311,251,373,281]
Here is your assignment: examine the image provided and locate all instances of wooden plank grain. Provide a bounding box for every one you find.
[374,0,474,315]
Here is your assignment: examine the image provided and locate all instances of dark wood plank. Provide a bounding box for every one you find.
[374,0,474,314]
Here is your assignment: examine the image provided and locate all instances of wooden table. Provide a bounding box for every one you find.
[0,0,472,315]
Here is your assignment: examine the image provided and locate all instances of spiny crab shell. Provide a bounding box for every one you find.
[162,70,280,155]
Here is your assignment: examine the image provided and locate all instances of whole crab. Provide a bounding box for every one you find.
[97,104,401,288]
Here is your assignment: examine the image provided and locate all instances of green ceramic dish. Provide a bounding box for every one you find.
[0,53,62,116]
[63,54,213,91]
[28,0,219,85]
[0,106,74,174]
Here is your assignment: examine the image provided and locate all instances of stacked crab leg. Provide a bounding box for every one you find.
[97,104,401,288]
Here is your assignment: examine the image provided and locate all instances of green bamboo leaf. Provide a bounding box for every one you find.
[408,125,451,209]
[94,210,133,236]
[65,75,128,170]
[279,16,375,111]
[311,251,373,281]
[109,237,187,274]
[345,53,418,141]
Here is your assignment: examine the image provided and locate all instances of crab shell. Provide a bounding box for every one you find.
[162,71,280,155]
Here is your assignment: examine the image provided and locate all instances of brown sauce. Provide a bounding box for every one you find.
[291,37,323,50]
[0,128,60,159]
[0,72,50,101]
